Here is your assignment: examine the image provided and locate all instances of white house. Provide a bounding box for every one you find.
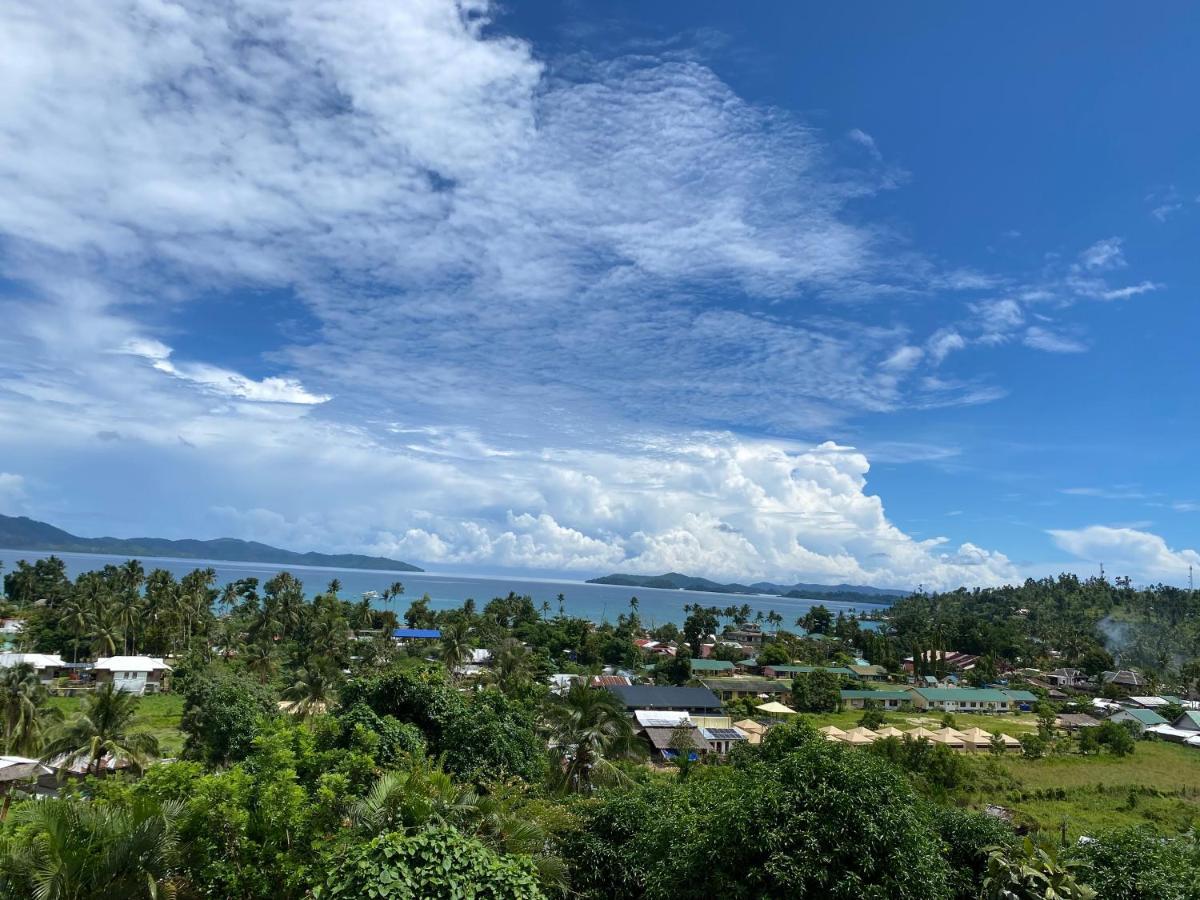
[0,652,66,686]
[91,656,172,695]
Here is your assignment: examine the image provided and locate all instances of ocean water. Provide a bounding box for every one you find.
[0,548,891,627]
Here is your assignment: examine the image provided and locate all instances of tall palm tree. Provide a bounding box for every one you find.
[43,683,159,776]
[88,603,121,659]
[493,638,532,696]
[544,683,640,794]
[0,663,61,756]
[281,663,337,718]
[440,621,474,680]
[59,595,90,665]
[4,796,180,899]
[244,641,277,684]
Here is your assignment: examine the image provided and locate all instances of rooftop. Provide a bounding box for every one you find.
[605,684,723,711]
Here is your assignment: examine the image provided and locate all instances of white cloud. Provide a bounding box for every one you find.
[1098,281,1161,301]
[1023,326,1086,354]
[1079,237,1125,271]
[926,329,966,364]
[880,345,924,372]
[847,128,881,160]
[1049,525,1200,583]
[122,338,329,405]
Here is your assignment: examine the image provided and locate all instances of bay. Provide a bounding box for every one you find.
[0,548,890,627]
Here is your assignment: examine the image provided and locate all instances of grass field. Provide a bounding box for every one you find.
[800,709,1200,838]
[47,693,186,757]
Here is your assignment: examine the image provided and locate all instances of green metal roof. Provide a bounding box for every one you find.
[1115,708,1168,726]
[767,665,854,676]
[1175,710,1200,728]
[1001,690,1038,702]
[912,688,1008,702]
[688,659,735,671]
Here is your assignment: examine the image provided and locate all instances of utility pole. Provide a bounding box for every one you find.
[1099,562,1105,581]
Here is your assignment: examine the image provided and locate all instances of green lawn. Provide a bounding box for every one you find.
[47,693,186,757]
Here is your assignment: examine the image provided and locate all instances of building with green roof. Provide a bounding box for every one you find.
[688,659,735,674]
[840,689,912,710]
[909,687,1009,714]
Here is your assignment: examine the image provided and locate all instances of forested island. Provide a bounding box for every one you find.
[0,555,1198,897]
[587,571,905,604]
[0,513,422,572]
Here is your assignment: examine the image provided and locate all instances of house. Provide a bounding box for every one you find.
[722,625,766,648]
[1056,713,1101,732]
[1045,668,1089,688]
[840,689,910,710]
[392,628,441,641]
[548,674,580,696]
[591,674,632,688]
[1127,696,1169,709]
[1107,708,1167,733]
[1000,690,1038,711]
[605,684,724,716]
[91,656,171,695]
[699,677,790,702]
[687,659,735,675]
[1101,670,1146,690]
[908,687,1009,714]
[762,664,853,679]
[1173,711,1200,732]
[0,652,66,686]
[0,620,23,651]
[848,664,888,682]
[640,724,709,762]
[700,726,749,756]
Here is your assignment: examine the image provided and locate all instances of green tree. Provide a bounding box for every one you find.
[983,836,1096,900]
[857,699,886,730]
[544,683,639,795]
[755,641,790,667]
[180,667,277,766]
[0,662,60,756]
[281,662,338,719]
[0,796,181,900]
[43,683,159,776]
[316,828,543,899]
[439,620,474,680]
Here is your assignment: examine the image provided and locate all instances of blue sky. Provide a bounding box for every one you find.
[0,0,1197,588]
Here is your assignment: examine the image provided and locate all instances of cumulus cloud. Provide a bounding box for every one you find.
[1049,525,1200,583]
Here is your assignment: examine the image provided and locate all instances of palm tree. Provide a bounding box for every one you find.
[4,796,180,899]
[350,755,478,834]
[493,638,533,696]
[544,683,640,794]
[0,663,60,756]
[244,641,277,684]
[440,621,474,680]
[88,603,121,659]
[59,596,90,665]
[383,581,405,609]
[43,683,159,776]
[281,663,337,718]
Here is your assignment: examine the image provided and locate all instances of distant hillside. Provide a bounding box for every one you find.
[587,571,906,604]
[0,514,422,572]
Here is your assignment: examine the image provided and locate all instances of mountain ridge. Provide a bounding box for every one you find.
[586,571,907,603]
[0,514,423,572]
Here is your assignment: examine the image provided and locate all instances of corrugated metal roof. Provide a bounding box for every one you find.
[912,688,1008,702]
[392,628,441,639]
[606,684,722,710]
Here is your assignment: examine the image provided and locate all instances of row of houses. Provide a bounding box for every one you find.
[0,653,171,695]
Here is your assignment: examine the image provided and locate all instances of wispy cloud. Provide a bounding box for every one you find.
[1023,326,1086,353]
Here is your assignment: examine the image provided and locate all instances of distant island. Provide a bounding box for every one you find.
[0,514,423,572]
[586,571,907,604]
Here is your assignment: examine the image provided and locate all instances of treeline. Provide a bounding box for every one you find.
[884,574,1200,686]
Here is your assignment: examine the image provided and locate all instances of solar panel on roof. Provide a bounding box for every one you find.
[703,728,745,740]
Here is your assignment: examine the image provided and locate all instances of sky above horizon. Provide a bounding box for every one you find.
[1,1,1198,590]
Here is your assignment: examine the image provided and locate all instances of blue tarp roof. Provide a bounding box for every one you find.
[393,628,441,639]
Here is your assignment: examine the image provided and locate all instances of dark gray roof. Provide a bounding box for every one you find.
[606,684,723,711]
[642,726,708,751]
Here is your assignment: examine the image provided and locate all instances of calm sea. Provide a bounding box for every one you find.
[0,549,891,627]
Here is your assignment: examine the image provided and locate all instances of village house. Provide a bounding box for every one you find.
[687,659,735,676]
[700,676,790,702]
[761,664,854,680]
[840,689,910,710]
[1107,707,1167,733]
[1045,667,1089,688]
[605,684,724,716]
[0,652,66,686]
[902,650,979,673]
[91,656,171,695]
[907,687,1008,714]
[1101,669,1147,690]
